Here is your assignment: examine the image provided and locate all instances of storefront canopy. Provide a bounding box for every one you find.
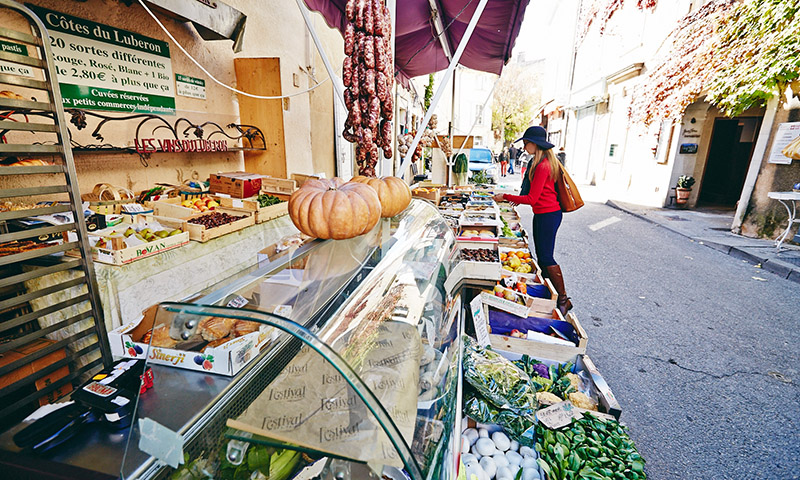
[304,0,530,79]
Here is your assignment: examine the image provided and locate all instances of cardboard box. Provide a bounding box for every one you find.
[88,220,190,265]
[0,339,71,406]
[457,226,498,248]
[109,307,275,376]
[184,208,255,242]
[209,172,263,198]
[217,196,288,224]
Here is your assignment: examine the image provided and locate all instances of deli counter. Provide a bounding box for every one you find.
[1,199,465,479]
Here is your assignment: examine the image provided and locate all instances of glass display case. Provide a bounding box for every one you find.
[120,199,464,480]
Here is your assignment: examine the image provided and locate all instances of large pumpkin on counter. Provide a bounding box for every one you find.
[350,176,412,217]
[288,177,382,239]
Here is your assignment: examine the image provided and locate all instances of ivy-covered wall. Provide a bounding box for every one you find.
[741,106,800,240]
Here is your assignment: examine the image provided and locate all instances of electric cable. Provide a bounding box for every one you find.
[137,0,329,100]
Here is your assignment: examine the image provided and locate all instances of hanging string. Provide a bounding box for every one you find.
[137,0,329,100]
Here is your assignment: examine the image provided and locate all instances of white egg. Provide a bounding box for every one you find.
[465,428,480,446]
[505,450,523,465]
[475,437,497,457]
[519,446,535,458]
[496,466,513,479]
[508,464,521,477]
[478,428,489,438]
[491,431,511,452]
[462,453,477,465]
[522,468,540,480]
[520,456,537,469]
[461,437,470,454]
[492,453,510,468]
[509,440,520,452]
[479,457,497,479]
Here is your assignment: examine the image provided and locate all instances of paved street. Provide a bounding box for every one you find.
[529,199,800,479]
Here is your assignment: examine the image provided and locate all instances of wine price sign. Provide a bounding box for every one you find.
[29,5,176,114]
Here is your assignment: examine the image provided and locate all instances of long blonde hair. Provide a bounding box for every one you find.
[527,147,560,183]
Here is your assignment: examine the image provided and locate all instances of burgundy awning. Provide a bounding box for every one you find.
[304,0,530,79]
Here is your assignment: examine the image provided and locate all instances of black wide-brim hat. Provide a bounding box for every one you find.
[515,126,554,150]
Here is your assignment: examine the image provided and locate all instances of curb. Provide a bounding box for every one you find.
[605,200,800,285]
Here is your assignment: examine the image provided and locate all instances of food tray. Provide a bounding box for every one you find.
[486,308,589,363]
[217,196,288,224]
[444,244,501,292]
[152,196,220,220]
[109,306,275,376]
[87,219,189,266]
[184,208,255,242]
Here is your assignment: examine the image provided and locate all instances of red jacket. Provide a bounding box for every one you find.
[504,159,561,214]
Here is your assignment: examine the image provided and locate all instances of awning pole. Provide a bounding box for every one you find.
[399,0,490,180]
[296,0,346,110]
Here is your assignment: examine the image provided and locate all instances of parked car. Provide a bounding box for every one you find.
[468,148,499,184]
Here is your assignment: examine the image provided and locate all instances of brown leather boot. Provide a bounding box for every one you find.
[543,265,573,316]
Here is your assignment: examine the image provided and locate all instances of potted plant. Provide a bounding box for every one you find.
[676,175,695,205]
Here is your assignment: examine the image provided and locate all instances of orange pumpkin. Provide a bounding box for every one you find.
[350,176,412,217]
[288,177,381,239]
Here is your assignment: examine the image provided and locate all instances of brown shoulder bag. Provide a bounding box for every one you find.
[555,160,584,212]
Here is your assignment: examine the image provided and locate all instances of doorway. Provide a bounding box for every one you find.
[698,116,762,207]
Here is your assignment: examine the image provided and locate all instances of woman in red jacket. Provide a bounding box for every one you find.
[493,126,573,315]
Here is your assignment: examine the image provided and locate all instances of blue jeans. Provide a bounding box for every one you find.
[532,210,562,267]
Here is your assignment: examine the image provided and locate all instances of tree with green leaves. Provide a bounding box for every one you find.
[491,64,539,145]
[424,73,434,111]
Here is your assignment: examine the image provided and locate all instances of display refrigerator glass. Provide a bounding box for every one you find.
[119,199,464,480]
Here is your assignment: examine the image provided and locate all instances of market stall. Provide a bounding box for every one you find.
[1,181,646,480]
[0,1,649,479]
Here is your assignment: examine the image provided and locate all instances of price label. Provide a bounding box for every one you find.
[232,199,244,209]
[537,401,617,429]
[470,295,490,347]
[226,295,249,308]
[536,401,577,429]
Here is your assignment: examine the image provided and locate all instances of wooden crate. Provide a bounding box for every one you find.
[217,196,289,224]
[489,310,588,363]
[262,176,297,195]
[0,339,71,406]
[184,208,255,242]
[412,187,441,205]
[290,173,321,187]
[89,222,190,266]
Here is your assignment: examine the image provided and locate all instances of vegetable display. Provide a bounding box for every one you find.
[462,336,536,411]
[288,177,381,239]
[461,423,542,480]
[350,175,412,217]
[343,0,394,177]
[536,413,646,480]
[256,193,283,208]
